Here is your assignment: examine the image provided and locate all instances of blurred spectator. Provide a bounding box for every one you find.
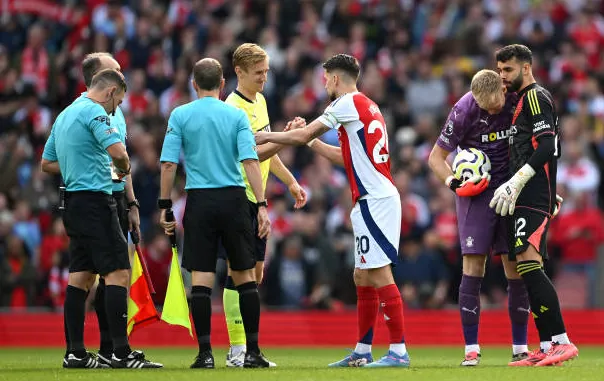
[0,0,602,310]
[0,236,37,308]
[557,139,600,202]
[264,234,321,309]
[550,191,604,306]
[143,231,172,305]
[395,231,449,309]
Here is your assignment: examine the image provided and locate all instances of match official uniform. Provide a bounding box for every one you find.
[42,97,129,276]
[73,92,132,237]
[160,96,258,273]
[509,84,560,260]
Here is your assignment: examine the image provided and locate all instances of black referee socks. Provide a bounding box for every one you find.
[105,285,131,358]
[237,281,260,353]
[64,285,88,357]
[94,278,112,356]
[191,285,213,353]
[517,261,566,338]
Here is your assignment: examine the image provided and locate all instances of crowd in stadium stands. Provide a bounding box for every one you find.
[1,0,603,311]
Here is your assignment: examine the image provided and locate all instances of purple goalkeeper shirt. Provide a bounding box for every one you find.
[436,91,517,188]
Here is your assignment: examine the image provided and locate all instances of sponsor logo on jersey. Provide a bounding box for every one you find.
[532,120,550,133]
[481,129,511,143]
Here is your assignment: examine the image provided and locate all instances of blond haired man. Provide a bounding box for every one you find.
[221,43,307,367]
[428,70,530,366]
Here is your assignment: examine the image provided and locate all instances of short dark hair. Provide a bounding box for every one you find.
[90,68,127,93]
[322,54,360,81]
[495,44,533,64]
[82,52,113,87]
[193,58,222,90]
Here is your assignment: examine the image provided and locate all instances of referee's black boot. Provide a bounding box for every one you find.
[243,351,271,368]
[191,350,215,369]
[111,350,163,369]
[63,352,110,369]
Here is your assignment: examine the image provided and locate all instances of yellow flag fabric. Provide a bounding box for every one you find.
[161,247,193,337]
[127,250,159,335]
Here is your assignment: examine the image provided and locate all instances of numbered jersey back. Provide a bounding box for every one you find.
[319,92,398,202]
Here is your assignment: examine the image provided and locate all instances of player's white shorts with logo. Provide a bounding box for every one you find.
[350,195,401,269]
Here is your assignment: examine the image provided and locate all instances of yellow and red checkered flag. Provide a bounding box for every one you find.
[127,233,160,336]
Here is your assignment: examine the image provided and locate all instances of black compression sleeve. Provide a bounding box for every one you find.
[527,134,555,170]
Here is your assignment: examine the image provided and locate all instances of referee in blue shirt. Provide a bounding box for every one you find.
[159,58,272,369]
[43,52,142,366]
[41,69,160,369]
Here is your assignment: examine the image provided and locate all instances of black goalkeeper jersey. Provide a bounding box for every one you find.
[509,83,560,215]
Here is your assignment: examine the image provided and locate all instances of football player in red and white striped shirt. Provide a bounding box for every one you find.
[255,54,409,368]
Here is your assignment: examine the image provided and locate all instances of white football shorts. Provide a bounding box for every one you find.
[350,195,401,269]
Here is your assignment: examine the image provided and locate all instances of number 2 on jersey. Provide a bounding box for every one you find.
[368,120,389,163]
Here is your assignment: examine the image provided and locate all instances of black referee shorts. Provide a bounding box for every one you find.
[112,190,129,239]
[182,187,256,273]
[63,191,130,276]
[217,200,267,263]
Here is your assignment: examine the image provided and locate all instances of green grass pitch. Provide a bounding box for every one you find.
[0,346,601,381]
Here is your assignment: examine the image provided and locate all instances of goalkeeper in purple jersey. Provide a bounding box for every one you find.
[428,70,530,366]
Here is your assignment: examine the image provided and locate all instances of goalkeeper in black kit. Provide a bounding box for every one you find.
[492,44,578,366]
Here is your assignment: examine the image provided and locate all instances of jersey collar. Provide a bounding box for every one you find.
[234,89,255,104]
[517,82,538,98]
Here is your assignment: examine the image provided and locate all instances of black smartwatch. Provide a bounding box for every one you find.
[127,199,140,210]
[256,200,268,208]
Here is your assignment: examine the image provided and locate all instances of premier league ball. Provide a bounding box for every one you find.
[452,148,491,183]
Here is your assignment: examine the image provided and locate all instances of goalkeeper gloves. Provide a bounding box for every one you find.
[489,164,536,216]
[446,173,490,197]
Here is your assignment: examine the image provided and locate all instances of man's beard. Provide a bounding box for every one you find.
[328,90,337,101]
[507,72,524,93]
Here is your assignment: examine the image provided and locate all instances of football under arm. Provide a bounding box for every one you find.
[428,144,454,184]
[41,159,61,174]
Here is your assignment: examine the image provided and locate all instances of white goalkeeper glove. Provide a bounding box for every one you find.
[489,164,536,216]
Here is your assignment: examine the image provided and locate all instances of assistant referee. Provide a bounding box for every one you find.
[41,68,160,369]
[158,58,272,369]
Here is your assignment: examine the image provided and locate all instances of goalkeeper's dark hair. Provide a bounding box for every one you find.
[82,52,114,88]
[495,44,533,65]
[323,54,360,82]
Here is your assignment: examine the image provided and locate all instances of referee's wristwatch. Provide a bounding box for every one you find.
[127,199,140,210]
[256,200,268,208]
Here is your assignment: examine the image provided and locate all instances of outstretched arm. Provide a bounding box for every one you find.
[255,118,330,146]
